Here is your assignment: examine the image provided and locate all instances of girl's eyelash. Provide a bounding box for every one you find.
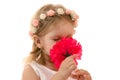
[53,39,60,41]
[53,36,73,41]
[53,38,61,41]
[52,35,73,41]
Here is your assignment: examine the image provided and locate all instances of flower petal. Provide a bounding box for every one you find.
[50,37,82,69]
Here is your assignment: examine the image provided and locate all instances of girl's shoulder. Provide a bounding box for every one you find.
[22,63,40,80]
[24,61,54,80]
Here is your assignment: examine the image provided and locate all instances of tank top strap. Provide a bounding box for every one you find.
[29,61,48,80]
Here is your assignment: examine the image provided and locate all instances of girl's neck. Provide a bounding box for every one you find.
[45,61,57,71]
[44,54,58,71]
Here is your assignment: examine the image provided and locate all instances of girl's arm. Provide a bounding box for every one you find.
[22,65,40,80]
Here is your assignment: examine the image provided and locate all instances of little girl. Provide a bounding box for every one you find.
[22,4,92,80]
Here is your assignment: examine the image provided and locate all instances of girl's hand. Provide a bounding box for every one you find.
[71,69,92,80]
[57,55,78,79]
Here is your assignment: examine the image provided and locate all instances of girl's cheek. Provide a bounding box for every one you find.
[51,40,57,46]
[49,38,61,51]
[48,42,56,54]
[50,43,55,50]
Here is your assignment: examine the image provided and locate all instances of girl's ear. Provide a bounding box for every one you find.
[33,35,42,48]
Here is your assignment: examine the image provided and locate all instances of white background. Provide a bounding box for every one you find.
[0,0,120,80]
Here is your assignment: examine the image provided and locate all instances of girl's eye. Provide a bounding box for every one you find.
[53,38,60,41]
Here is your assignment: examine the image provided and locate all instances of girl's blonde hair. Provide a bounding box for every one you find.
[24,4,78,65]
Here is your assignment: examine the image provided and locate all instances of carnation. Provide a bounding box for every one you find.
[50,37,82,69]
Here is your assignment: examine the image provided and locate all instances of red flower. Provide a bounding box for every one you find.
[50,37,82,69]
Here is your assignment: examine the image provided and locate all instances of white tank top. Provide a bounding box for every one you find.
[30,61,77,80]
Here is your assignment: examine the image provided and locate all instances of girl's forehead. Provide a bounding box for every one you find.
[51,20,74,30]
[48,22,75,36]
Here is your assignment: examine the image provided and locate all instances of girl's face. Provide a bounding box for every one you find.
[39,20,75,55]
